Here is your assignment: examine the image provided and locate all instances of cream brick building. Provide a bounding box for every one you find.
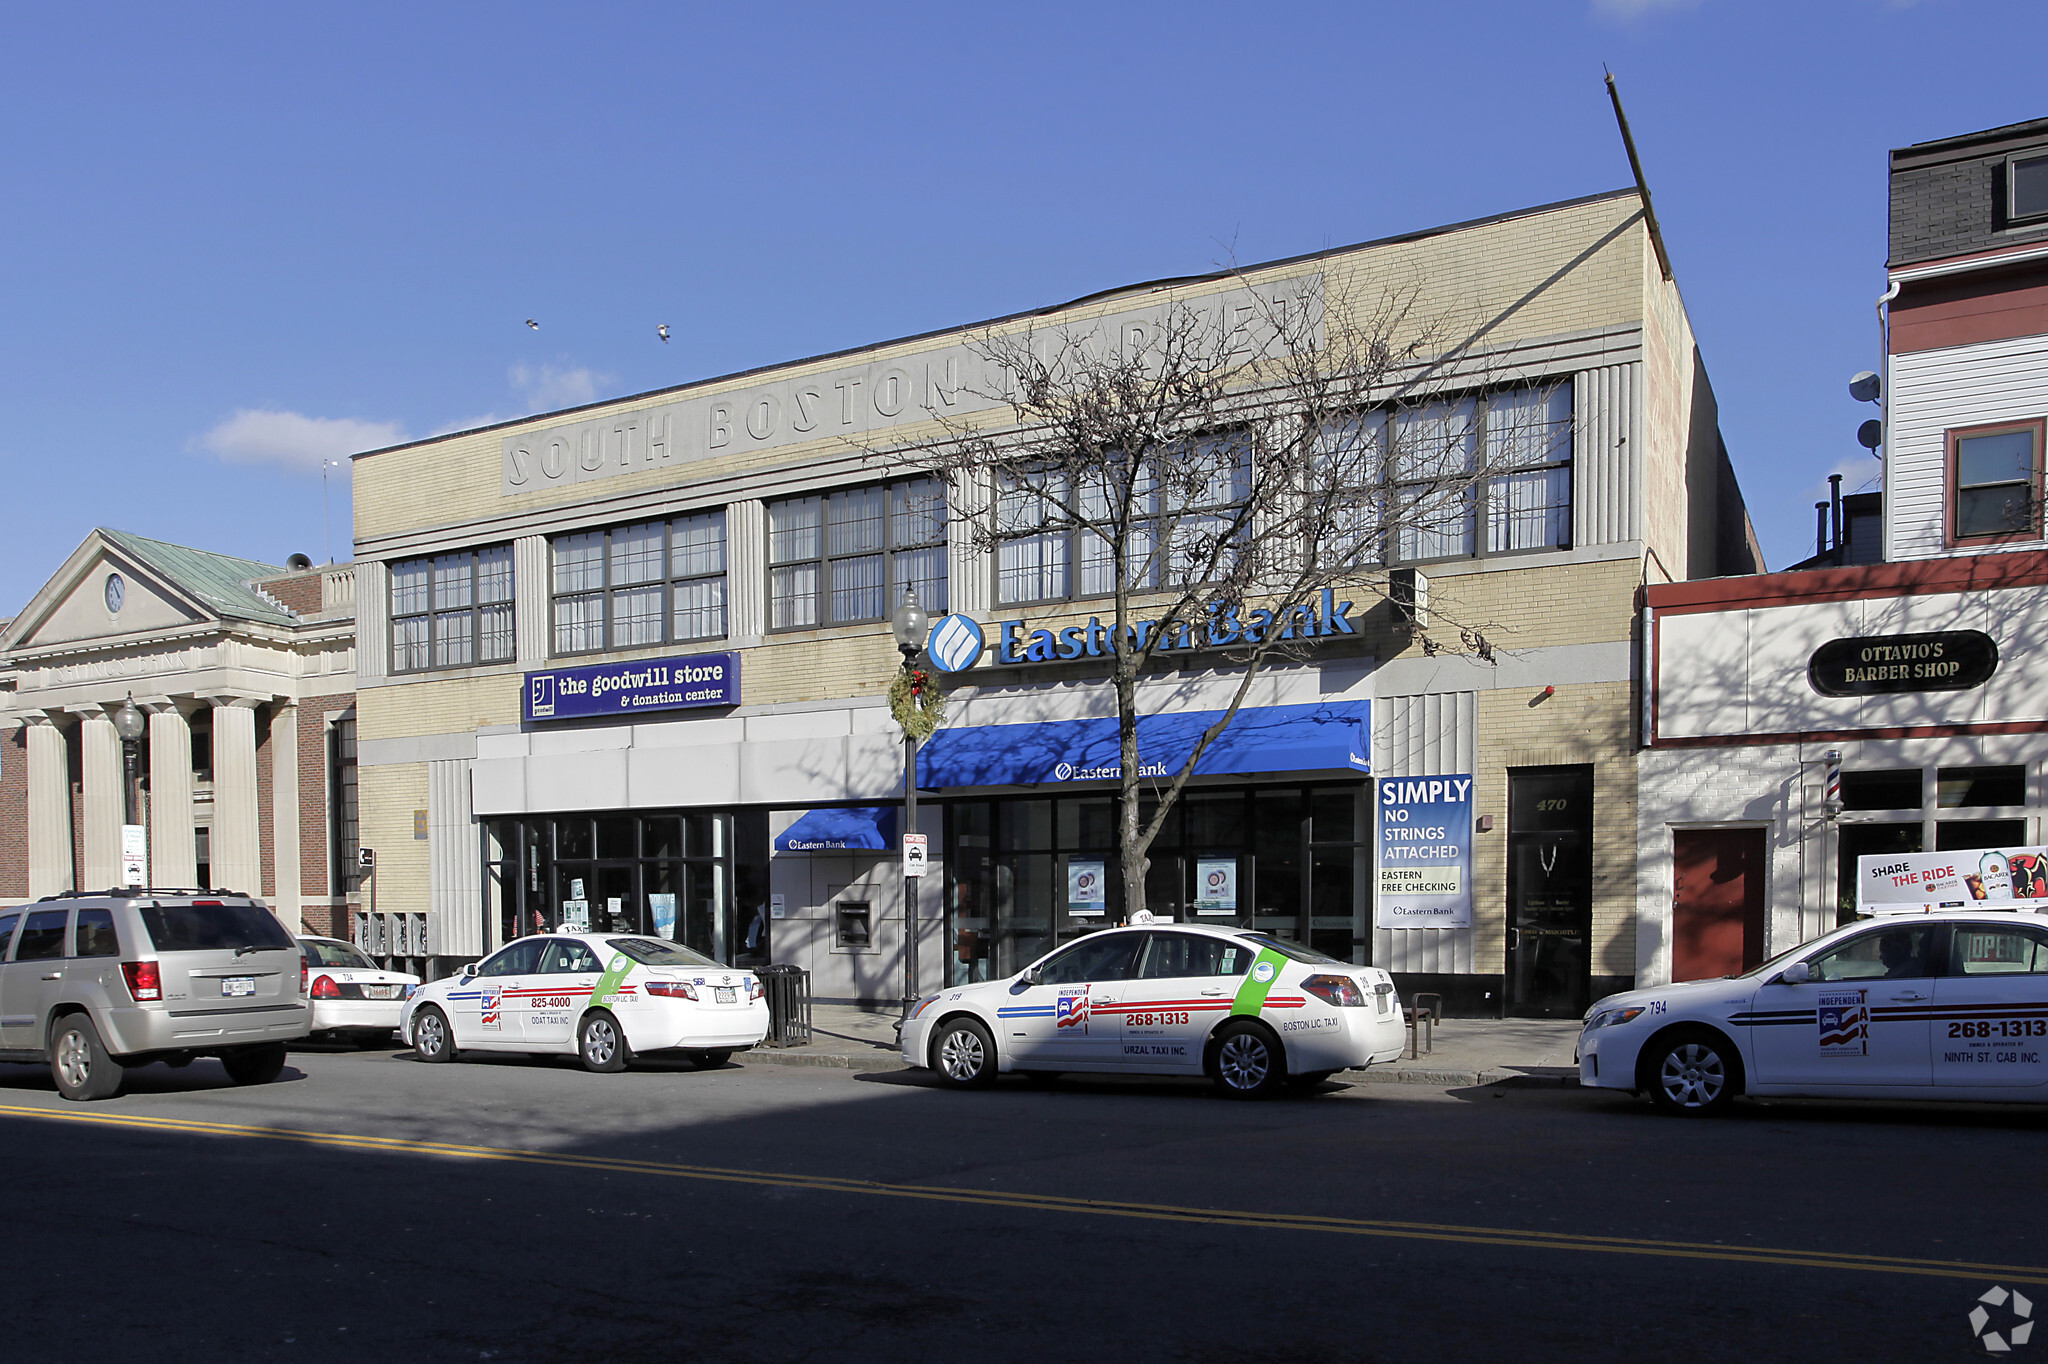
[353,189,1756,1015]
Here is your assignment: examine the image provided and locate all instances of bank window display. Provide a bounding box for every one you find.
[550,511,727,656]
[481,811,764,968]
[389,545,514,673]
[767,478,946,630]
[943,784,1365,985]
[994,437,1252,606]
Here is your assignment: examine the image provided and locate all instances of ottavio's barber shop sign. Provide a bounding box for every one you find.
[923,588,1358,674]
[1806,630,1998,698]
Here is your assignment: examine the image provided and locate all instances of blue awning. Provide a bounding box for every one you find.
[917,701,1370,789]
[773,806,898,853]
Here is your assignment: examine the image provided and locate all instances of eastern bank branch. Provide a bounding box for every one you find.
[348,189,1759,1017]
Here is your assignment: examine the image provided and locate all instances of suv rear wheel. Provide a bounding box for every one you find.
[50,1014,123,1102]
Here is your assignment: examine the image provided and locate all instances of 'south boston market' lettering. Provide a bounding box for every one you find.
[997,589,1357,666]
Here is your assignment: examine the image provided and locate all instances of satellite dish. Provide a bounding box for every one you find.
[1849,371,1881,403]
[1857,419,1884,450]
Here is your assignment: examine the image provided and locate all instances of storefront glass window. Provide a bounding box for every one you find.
[1840,770,1922,811]
[1837,822,1922,924]
[944,783,1366,985]
[1938,766,2027,808]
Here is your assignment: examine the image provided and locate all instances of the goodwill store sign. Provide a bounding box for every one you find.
[525,651,740,722]
[1375,775,1474,929]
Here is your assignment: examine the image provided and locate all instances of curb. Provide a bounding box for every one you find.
[740,1047,903,1073]
[1353,1066,1581,1088]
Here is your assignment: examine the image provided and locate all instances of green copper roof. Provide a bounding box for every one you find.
[99,528,295,626]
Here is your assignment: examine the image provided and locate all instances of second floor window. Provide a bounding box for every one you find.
[551,511,727,655]
[390,546,513,673]
[1950,420,2043,544]
[769,479,946,629]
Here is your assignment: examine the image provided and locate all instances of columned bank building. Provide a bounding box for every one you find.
[0,530,359,939]
[353,190,1758,1015]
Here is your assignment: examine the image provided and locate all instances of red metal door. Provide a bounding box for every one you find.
[1672,828,1765,981]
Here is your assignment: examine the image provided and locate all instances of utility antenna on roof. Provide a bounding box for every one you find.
[1604,68,1674,282]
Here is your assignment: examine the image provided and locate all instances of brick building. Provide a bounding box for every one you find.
[0,530,359,938]
[1636,118,2048,985]
[354,188,1755,1016]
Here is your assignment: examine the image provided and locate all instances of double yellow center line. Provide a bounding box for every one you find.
[1,1100,2032,1286]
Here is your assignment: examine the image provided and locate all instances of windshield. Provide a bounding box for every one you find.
[1237,932,1345,965]
[605,937,720,968]
[300,939,374,970]
[141,902,294,954]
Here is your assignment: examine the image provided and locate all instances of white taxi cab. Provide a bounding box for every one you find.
[899,919,1405,1097]
[1581,909,2048,1114]
[299,936,420,1045]
[400,933,768,1073]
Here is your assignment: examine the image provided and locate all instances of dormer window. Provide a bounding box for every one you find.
[2009,151,2048,225]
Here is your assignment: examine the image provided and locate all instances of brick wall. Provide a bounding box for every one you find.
[297,693,353,938]
[0,725,27,900]
[254,571,324,616]
[1891,154,2048,267]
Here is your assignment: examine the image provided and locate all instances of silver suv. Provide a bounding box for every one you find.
[0,890,311,1101]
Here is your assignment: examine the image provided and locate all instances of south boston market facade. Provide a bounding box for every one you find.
[351,189,1758,1016]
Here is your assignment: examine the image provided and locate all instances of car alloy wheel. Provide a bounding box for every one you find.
[579,1012,629,1073]
[1217,1032,1272,1092]
[54,1028,91,1091]
[412,1007,453,1063]
[1656,1040,1729,1112]
[932,1017,995,1088]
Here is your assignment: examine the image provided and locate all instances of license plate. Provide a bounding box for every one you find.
[221,977,256,997]
[715,987,737,1004]
[364,984,400,1000]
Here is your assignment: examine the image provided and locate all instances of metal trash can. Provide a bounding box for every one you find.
[758,964,812,1048]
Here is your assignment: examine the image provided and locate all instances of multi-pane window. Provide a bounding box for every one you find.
[769,479,946,629]
[995,440,1250,606]
[1315,380,1574,568]
[551,511,727,655]
[329,716,358,895]
[390,546,514,673]
[1949,420,2042,543]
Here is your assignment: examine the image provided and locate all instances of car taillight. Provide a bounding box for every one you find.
[645,981,698,1000]
[121,960,163,1002]
[1300,974,1368,1008]
[301,957,309,994]
[748,978,765,1002]
[310,974,341,999]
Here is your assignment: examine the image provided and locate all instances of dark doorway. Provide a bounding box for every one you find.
[1672,828,1765,980]
[1505,766,1593,1018]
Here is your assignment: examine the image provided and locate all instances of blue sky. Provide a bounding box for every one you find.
[1,0,2040,608]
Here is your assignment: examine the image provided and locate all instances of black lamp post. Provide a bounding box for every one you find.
[888,586,929,1017]
[113,695,145,828]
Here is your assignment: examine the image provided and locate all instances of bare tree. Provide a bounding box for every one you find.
[882,274,1570,920]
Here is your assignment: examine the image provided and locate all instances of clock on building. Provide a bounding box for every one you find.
[104,573,125,614]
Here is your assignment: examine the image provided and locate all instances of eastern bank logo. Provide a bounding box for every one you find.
[1970,1284,2034,1351]
[529,675,556,719]
[1052,760,1170,783]
[926,614,986,673]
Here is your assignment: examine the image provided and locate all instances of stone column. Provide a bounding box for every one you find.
[76,709,123,890]
[728,499,765,642]
[270,703,302,932]
[24,716,75,899]
[514,536,549,665]
[209,699,264,897]
[147,702,198,888]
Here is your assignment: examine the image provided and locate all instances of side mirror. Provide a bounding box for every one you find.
[1777,961,1812,986]
[460,962,479,981]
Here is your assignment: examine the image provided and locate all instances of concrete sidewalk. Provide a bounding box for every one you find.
[743,1004,1583,1087]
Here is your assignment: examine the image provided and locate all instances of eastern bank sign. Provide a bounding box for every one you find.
[524,651,739,722]
[927,589,1359,672]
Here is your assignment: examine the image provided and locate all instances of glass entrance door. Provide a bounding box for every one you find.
[1506,767,1593,1018]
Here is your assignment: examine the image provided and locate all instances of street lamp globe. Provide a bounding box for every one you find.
[889,587,928,659]
[113,696,146,743]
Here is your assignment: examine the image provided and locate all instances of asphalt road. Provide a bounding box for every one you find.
[2,1043,2042,1363]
